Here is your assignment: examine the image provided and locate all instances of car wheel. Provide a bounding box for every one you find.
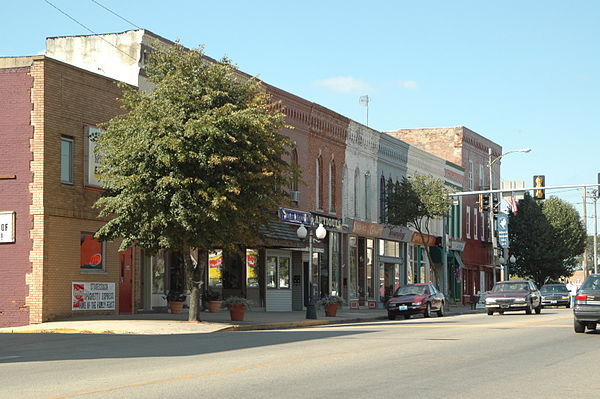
[437,302,445,317]
[566,303,571,309]
[424,303,431,318]
[404,314,411,320]
[487,310,494,316]
[526,303,533,314]
[574,319,585,333]
[387,312,396,321]
[588,322,597,330]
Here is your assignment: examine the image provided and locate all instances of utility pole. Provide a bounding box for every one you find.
[594,190,598,274]
[583,187,588,276]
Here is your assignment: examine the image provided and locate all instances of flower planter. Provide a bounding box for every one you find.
[324,302,339,317]
[228,303,246,321]
[169,301,185,314]
[207,300,222,313]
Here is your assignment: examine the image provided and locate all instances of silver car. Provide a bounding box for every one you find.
[573,274,600,333]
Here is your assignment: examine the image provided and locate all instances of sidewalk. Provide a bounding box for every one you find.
[0,304,483,335]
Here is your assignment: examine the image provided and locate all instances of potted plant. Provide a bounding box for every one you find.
[318,295,345,317]
[165,291,186,314]
[222,296,252,321]
[204,289,221,313]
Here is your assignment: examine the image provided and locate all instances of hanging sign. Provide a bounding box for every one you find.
[497,214,509,248]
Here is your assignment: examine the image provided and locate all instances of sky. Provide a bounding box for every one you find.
[2,0,600,230]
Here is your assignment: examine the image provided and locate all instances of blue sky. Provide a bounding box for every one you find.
[3,1,599,229]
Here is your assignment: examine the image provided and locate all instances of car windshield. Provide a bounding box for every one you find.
[540,285,568,293]
[492,282,529,292]
[580,276,600,290]
[394,285,427,296]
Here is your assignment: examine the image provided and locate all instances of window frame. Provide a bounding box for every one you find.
[61,136,74,184]
[466,205,471,239]
[80,232,106,273]
[266,253,291,290]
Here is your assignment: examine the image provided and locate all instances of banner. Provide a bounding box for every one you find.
[72,282,115,310]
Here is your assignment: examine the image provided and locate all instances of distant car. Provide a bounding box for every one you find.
[387,283,445,320]
[573,274,600,333]
[485,280,542,315]
[540,283,571,308]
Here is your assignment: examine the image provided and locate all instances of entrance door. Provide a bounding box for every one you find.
[119,247,133,313]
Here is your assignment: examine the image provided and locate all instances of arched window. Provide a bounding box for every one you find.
[316,156,323,210]
[364,172,371,220]
[290,149,298,193]
[354,168,360,218]
[380,175,386,223]
[329,160,336,212]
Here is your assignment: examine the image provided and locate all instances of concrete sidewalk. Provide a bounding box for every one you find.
[0,304,483,335]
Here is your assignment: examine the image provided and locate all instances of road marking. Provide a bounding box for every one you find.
[43,348,372,399]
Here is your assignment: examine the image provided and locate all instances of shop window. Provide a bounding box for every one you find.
[61,136,73,184]
[266,255,290,289]
[80,233,105,271]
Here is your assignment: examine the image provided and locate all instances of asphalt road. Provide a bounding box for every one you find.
[0,308,598,399]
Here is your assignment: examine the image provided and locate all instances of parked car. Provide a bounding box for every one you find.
[573,274,600,333]
[387,283,445,320]
[540,283,571,308]
[485,280,542,315]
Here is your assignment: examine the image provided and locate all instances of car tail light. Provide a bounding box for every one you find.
[576,295,588,301]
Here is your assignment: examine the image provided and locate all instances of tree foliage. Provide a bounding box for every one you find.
[508,194,586,287]
[93,43,295,321]
[385,173,451,281]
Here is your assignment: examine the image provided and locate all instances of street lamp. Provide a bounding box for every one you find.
[488,147,531,281]
[499,254,517,280]
[297,223,327,319]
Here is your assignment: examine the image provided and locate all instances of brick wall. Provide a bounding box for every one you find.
[0,67,34,327]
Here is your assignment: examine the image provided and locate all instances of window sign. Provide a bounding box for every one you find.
[84,125,104,188]
[72,282,115,310]
[80,233,105,271]
[0,211,15,243]
[209,250,223,287]
[246,249,259,288]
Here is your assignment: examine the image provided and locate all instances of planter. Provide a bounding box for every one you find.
[228,303,246,321]
[207,300,222,313]
[324,302,339,317]
[168,301,185,314]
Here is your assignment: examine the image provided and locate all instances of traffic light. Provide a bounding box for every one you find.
[492,194,500,214]
[533,175,545,200]
[480,193,490,212]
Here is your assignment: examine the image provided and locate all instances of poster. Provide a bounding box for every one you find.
[72,282,116,310]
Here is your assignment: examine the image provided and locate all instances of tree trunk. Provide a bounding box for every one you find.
[182,243,203,322]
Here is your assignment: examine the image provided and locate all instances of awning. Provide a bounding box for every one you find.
[258,220,305,248]
[455,252,465,268]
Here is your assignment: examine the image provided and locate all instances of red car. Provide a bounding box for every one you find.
[386,283,446,320]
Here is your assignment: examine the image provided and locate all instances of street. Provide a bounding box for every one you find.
[0,308,598,399]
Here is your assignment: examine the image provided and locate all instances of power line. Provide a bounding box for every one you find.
[90,0,141,29]
[43,0,138,62]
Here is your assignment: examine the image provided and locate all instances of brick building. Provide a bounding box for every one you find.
[0,56,125,327]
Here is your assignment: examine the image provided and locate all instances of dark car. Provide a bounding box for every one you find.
[540,283,571,308]
[573,274,600,333]
[485,280,542,315]
[387,283,445,320]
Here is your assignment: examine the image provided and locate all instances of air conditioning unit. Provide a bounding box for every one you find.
[290,190,300,202]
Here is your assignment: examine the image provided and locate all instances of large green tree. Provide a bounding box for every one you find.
[384,173,451,283]
[508,194,586,287]
[93,43,295,322]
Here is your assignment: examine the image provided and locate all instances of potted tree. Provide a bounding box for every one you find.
[204,289,221,313]
[165,291,186,314]
[222,296,252,321]
[318,295,345,317]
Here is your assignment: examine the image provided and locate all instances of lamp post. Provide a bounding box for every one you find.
[488,147,531,280]
[297,223,327,319]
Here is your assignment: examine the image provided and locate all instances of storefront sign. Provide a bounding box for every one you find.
[311,212,342,230]
[381,225,411,242]
[72,282,115,310]
[411,232,438,247]
[352,220,384,237]
[448,238,466,252]
[0,211,15,243]
[278,207,312,225]
[84,125,104,188]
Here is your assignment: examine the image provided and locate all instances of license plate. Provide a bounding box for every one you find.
[399,305,408,311]
[501,304,509,309]
[551,300,557,304]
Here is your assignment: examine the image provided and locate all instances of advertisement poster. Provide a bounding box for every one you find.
[208,250,223,286]
[72,282,116,310]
